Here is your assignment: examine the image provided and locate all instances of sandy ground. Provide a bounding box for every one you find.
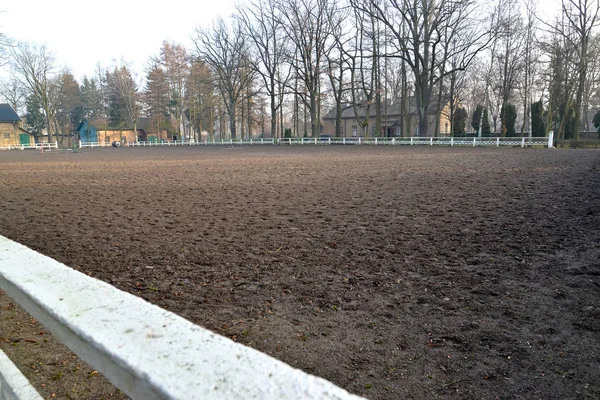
[0,146,599,400]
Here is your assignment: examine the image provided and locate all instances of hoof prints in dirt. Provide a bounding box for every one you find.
[0,146,599,400]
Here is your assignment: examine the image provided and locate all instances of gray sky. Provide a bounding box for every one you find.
[1,0,235,80]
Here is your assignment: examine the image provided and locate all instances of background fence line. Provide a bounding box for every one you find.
[77,133,554,149]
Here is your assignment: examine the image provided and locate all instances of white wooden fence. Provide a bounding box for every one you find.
[0,141,58,151]
[0,235,363,400]
[79,138,276,148]
[79,133,554,149]
[276,134,553,147]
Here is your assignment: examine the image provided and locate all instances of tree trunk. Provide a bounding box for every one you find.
[229,99,237,139]
[310,77,319,137]
[270,77,277,139]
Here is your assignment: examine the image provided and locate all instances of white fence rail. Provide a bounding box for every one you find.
[79,138,276,148]
[0,141,58,151]
[0,351,43,400]
[277,135,553,147]
[77,133,554,149]
[0,236,363,400]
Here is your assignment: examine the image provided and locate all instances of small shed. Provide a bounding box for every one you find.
[76,119,99,143]
[77,118,152,144]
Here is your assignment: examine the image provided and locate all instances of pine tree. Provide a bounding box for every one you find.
[531,101,546,137]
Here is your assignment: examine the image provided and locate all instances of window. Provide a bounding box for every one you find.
[3,132,10,139]
[352,126,357,137]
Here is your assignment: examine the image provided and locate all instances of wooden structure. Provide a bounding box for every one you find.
[0,104,35,147]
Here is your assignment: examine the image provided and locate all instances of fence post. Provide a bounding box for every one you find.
[473,137,476,147]
[55,141,58,149]
[410,137,414,145]
[359,137,362,145]
[79,140,82,148]
[521,137,525,148]
[497,137,500,147]
[430,137,433,146]
[315,137,317,145]
[450,137,454,147]
[548,131,554,148]
[392,137,396,145]
[375,137,378,145]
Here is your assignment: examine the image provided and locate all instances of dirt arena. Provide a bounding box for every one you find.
[0,146,599,400]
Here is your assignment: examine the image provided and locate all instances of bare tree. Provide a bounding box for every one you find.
[278,0,336,137]
[236,0,291,138]
[159,41,189,139]
[0,76,26,112]
[185,60,216,141]
[491,0,526,136]
[562,0,600,139]
[353,0,491,137]
[112,64,141,142]
[347,4,381,137]
[323,2,350,137]
[144,62,171,141]
[540,20,578,139]
[193,19,255,139]
[582,33,600,128]
[519,0,540,136]
[10,42,58,143]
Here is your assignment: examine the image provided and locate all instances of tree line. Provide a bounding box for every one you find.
[1,0,600,142]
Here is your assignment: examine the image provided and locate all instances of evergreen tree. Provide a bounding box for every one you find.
[55,71,83,136]
[107,71,126,128]
[144,64,170,139]
[80,76,104,119]
[25,95,45,136]
[500,103,517,137]
[482,108,491,136]
[452,107,467,137]
[531,100,546,137]
[185,60,215,140]
[592,110,600,136]
[471,105,483,133]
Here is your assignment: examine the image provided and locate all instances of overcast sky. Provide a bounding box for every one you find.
[1,0,235,80]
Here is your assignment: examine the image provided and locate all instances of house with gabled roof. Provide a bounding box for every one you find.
[322,97,452,138]
[0,104,35,147]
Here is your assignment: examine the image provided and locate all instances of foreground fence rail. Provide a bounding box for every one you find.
[0,236,363,400]
[78,134,553,149]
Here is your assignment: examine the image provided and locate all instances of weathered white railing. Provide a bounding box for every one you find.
[0,350,43,399]
[276,135,553,147]
[0,141,58,151]
[0,235,363,400]
[78,133,554,149]
[78,141,114,148]
[79,139,277,148]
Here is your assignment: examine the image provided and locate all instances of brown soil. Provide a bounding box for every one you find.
[0,146,599,400]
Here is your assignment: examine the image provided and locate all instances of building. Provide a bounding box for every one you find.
[322,97,451,138]
[0,104,35,147]
[77,118,162,144]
